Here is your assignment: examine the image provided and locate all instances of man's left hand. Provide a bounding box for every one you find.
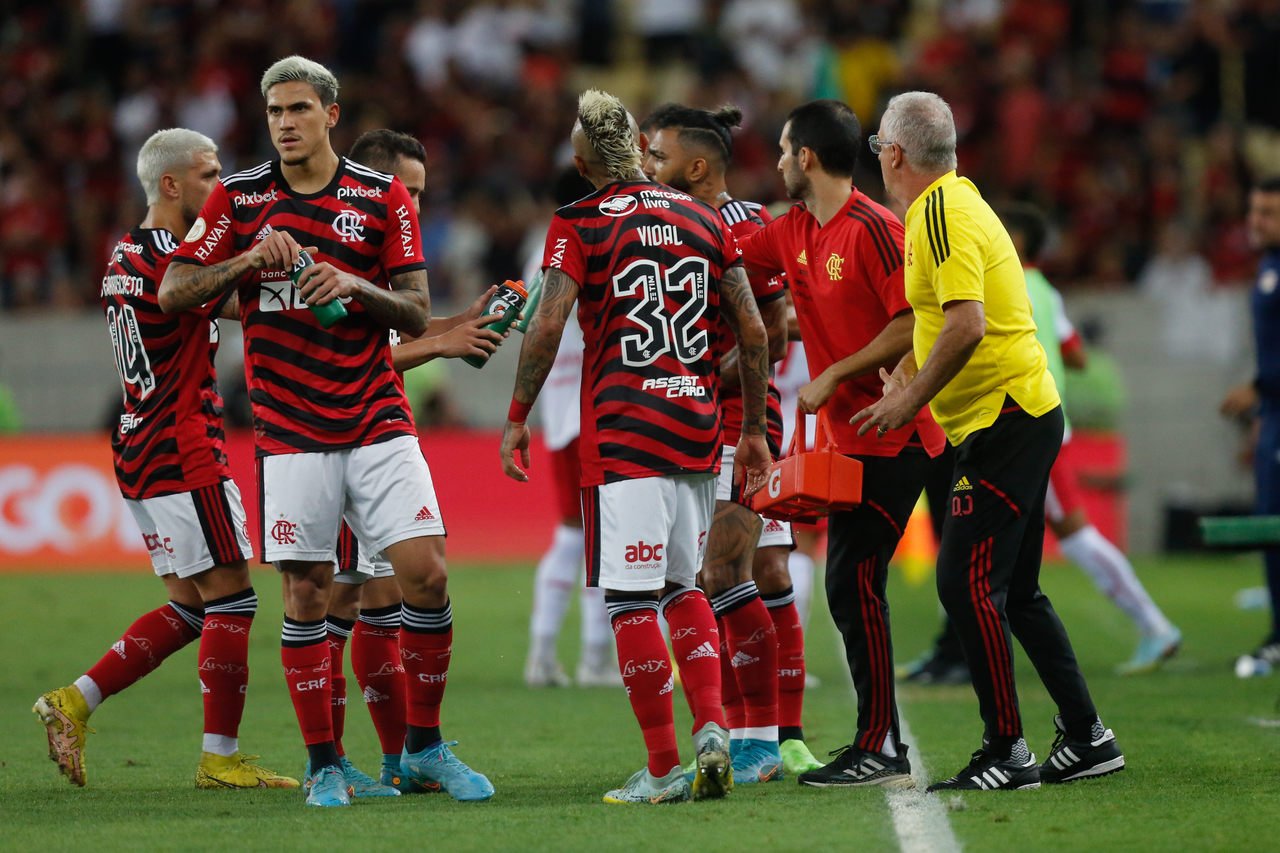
[852,369,917,437]
[734,433,773,498]
[296,261,363,306]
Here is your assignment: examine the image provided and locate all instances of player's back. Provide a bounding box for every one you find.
[100,228,228,499]
[543,180,742,486]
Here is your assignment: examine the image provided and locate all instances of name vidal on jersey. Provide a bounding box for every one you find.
[641,375,706,398]
[637,224,684,247]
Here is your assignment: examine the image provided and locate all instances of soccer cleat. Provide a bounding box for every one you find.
[401,740,494,802]
[380,754,440,794]
[197,752,300,789]
[524,655,571,688]
[33,685,93,787]
[1039,716,1125,783]
[337,756,400,797]
[730,738,784,783]
[799,743,915,789]
[602,765,691,804]
[896,651,971,686]
[927,749,1040,792]
[1234,641,1280,679]
[1116,627,1182,675]
[305,764,353,807]
[575,660,624,687]
[690,722,734,800]
[779,738,824,775]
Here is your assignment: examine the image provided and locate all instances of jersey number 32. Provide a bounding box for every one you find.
[612,257,710,367]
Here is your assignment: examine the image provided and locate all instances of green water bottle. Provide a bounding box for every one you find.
[462,279,527,368]
[512,270,542,333]
[290,249,348,328]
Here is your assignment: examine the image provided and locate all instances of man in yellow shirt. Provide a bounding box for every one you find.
[853,91,1124,792]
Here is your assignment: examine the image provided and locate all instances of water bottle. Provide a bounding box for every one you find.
[290,249,348,328]
[462,279,527,368]
[512,270,542,333]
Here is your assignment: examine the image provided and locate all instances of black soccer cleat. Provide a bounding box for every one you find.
[799,743,915,789]
[1039,716,1125,783]
[926,749,1041,792]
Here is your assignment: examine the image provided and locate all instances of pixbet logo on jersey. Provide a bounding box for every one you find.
[624,540,663,566]
[641,375,707,398]
[338,185,383,200]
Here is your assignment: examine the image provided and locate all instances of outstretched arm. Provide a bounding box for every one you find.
[798,311,914,413]
[501,267,578,481]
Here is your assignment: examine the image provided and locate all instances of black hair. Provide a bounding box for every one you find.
[998,203,1049,261]
[348,129,426,174]
[552,166,594,207]
[784,100,860,177]
[642,103,742,166]
[1257,176,1280,193]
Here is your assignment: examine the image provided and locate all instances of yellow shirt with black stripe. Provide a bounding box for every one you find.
[903,171,1059,444]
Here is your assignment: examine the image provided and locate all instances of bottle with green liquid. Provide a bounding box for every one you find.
[463,279,528,368]
[290,249,348,328]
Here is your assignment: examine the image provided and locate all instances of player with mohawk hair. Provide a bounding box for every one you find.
[502,89,773,804]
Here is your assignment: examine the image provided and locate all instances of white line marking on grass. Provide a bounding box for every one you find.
[832,632,961,853]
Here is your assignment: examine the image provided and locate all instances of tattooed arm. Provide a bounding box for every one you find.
[718,264,773,497]
[296,265,431,338]
[159,229,304,314]
[500,267,578,481]
[720,294,787,393]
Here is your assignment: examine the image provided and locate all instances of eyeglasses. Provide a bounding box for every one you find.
[868,135,894,156]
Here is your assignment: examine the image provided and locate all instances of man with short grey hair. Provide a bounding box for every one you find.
[854,91,1124,791]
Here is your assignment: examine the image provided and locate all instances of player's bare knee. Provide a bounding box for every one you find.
[280,561,333,619]
[162,575,203,609]
[328,581,363,621]
[752,546,791,594]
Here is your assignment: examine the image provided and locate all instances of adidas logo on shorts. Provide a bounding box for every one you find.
[415,506,435,521]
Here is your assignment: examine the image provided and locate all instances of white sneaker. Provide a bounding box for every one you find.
[523,656,571,687]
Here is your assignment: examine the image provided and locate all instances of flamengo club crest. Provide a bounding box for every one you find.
[271,518,298,545]
[826,252,845,280]
[332,210,365,243]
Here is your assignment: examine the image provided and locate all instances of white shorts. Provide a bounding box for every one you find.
[260,434,445,564]
[125,480,252,578]
[714,445,794,550]
[333,523,396,584]
[583,473,715,592]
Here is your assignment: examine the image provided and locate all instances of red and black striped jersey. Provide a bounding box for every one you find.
[101,227,229,499]
[717,198,785,455]
[542,180,743,486]
[170,158,424,457]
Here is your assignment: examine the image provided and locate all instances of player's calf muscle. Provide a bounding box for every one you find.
[701,501,762,593]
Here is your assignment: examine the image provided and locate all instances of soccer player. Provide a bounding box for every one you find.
[858,91,1123,789]
[159,56,492,807]
[642,102,821,782]
[736,100,946,789]
[304,129,505,797]
[34,128,296,791]
[1221,177,1280,676]
[523,168,619,690]
[500,89,773,804]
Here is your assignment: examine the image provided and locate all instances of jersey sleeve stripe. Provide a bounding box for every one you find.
[222,162,273,186]
[925,192,943,266]
[851,200,904,268]
[847,207,902,277]
[926,187,951,265]
[344,160,395,184]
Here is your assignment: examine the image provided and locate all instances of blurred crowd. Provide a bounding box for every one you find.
[3,0,1280,312]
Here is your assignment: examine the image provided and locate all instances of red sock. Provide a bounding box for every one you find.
[399,628,451,729]
[281,627,333,746]
[768,601,806,730]
[87,603,200,700]
[723,598,778,731]
[612,606,679,776]
[198,613,251,738]
[663,589,726,734]
[327,631,348,756]
[352,619,407,755]
[717,616,745,730]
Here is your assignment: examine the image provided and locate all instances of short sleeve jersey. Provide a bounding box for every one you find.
[739,189,944,458]
[903,172,1059,444]
[171,158,425,457]
[101,228,229,499]
[541,180,742,486]
[718,198,785,453]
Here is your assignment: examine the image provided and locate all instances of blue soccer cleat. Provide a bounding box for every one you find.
[304,764,352,807]
[731,738,784,784]
[400,740,494,802]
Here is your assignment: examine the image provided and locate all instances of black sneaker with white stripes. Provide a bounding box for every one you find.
[926,749,1040,792]
[1039,716,1125,783]
[798,743,915,789]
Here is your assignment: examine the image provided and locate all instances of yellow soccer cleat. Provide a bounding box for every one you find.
[33,685,93,787]
[196,752,301,789]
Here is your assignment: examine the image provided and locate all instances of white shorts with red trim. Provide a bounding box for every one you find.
[124,479,252,578]
[260,434,445,564]
[583,473,715,592]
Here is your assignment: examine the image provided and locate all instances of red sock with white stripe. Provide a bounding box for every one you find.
[662,588,727,734]
[400,600,451,752]
[714,587,778,740]
[717,616,745,732]
[326,616,354,757]
[352,605,408,756]
[763,588,806,739]
[198,589,256,755]
[607,598,680,776]
[81,601,202,709]
[281,618,335,751]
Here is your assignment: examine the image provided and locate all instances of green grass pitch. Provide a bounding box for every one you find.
[3,553,1277,851]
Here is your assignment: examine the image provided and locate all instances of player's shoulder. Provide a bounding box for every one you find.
[719,198,766,228]
[221,160,275,190]
[341,156,397,191]
[140,228,181,259]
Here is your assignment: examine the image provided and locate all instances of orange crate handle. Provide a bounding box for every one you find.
[786,403,838,458]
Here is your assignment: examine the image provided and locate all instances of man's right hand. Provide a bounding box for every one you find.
[248,230,310,271]
[1221,383,1259,419]
[798,371,837,414]
[500,420,532,482]
[435,316,504,359]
